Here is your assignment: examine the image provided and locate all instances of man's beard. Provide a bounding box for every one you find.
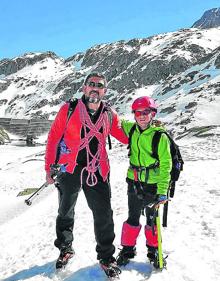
[85,91,102,104]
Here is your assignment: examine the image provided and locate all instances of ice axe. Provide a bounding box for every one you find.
[24,164,66,206]
[144,201,168,270]
[24,182,49,206]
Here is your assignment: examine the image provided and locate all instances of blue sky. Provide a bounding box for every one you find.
[0,0,219,60]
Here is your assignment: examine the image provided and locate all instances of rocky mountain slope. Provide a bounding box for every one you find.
[192,8,220,29]
[1,25,220,138]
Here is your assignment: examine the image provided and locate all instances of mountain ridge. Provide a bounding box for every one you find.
[0,27,220,138]
[192,8,220,29]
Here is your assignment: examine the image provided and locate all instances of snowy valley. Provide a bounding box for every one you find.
[0,134,220,281]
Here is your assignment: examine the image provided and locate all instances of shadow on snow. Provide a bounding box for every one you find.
[2,260,153,281]
[2,261,55,281]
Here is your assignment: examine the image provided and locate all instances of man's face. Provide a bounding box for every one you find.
[83,76,107,103]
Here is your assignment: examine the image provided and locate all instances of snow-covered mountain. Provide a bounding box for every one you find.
[1,11,220,281]
[192,8,220,29]
[1,24,220,139]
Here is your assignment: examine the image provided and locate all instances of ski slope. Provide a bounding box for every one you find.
[0,135,220,281]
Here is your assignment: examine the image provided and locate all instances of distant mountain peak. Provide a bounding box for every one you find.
[192,7,220,29]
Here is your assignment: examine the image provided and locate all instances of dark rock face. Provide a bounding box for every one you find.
[192,8,220,29]
[0,80,10,93]
[185,102,197,109]
[76,32,207,97]
[215,53,220,68]
[0,52,60,76]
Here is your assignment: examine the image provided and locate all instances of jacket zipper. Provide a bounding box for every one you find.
[137,132,142,166]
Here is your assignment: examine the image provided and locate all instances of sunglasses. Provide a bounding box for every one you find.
[133,109,152,117]
[86,81,105,89]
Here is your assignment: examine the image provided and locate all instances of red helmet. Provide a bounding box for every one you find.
[132,96,157,116]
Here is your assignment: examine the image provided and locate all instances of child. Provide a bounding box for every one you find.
[117,96,172,267]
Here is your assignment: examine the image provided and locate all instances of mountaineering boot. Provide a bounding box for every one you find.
[116,246,137,266]
[56,244,75,269]
[147,245,167,269]
[99,256,121,278]
[147,246,157,263]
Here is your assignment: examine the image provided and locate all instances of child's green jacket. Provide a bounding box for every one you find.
[122,121,172,195]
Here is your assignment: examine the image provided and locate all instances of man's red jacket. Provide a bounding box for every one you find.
[45,99,128,181]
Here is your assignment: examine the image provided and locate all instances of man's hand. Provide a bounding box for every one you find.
[46,170,55,184]
[46,164,67,184]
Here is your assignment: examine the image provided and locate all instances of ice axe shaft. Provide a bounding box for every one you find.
[25,182,48,206]
[24,164,67,206]
[156,209,164,269]
[145,202,167,269]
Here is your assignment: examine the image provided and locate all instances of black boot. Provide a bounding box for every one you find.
[100,256,121,278]
[56,244,74,269]
[147,245,167,269]
[116,246,136,266]
[147,246,157,262]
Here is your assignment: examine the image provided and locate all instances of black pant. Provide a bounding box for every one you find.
[126,179,158,227]
[55,166,115,260]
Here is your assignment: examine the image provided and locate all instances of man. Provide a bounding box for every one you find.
[45,73,127,277]
[116,96,172,268]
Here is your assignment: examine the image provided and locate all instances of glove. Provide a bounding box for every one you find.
[157,194,167,204]
[46,164,67,184]
[46,170,55,184]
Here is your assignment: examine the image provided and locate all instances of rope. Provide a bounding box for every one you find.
[78,100,110,186]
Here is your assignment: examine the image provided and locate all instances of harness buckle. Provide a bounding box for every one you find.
[129,162,159,183]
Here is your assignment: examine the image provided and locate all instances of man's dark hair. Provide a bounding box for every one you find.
[84,72,107,86]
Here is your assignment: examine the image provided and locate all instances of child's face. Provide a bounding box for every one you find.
[134,108,153,129]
